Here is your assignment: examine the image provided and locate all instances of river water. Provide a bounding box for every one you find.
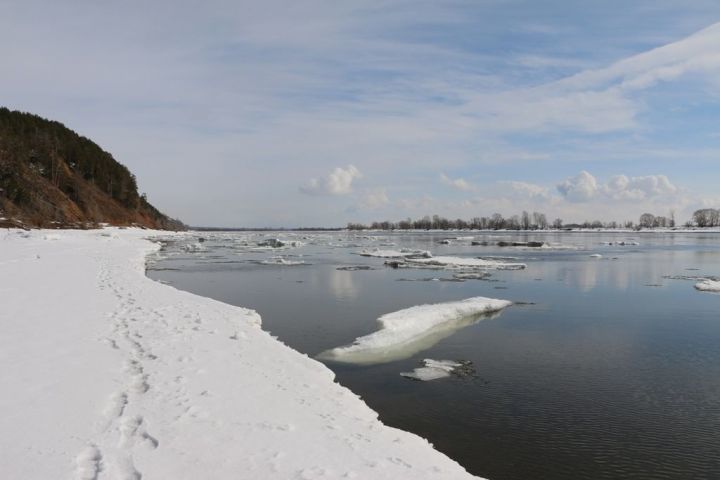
[147,231,720,480]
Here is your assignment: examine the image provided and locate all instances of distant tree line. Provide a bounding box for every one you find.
[350,212,564,231]
[691,209,720,227]
[349,209,718,231]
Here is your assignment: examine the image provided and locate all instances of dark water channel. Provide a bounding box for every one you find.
[148,231,720,480]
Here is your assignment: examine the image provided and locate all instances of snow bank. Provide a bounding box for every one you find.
[0,229,480,480]
[319,297,511,365]
[695,279,720,292]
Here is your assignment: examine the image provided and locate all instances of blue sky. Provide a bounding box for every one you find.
[2,0,720,226]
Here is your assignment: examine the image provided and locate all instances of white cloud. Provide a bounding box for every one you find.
[557,171,600,202]
[300,165,362,196]
[557,171,679,203]
[440,173,473,191]
[501,181,551,199]
[360,189,390,209]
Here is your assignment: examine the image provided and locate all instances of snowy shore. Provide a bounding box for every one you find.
[0,228,480,479]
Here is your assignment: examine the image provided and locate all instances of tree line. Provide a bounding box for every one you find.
[348,209,717,231]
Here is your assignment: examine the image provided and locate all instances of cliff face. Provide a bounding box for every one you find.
[0,108,183,229]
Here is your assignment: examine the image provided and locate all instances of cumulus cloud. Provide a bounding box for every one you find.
[300,165,362,195]
[440,173,473,191]
[557,171,679,202]
[556,171,600,202]
[360,189,390,209]
[501,181,551,199]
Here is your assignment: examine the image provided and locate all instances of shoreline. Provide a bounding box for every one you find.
[0,228,479,479]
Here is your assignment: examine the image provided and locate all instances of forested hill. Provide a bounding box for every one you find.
[0,108,184,229]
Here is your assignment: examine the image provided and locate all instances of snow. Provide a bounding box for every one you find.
[260,256,306,266]
[319,297,512,365]
[0,228,481,480]
[182,242,204,252]
[401,360,462,381]
[695,279,720,292]
[404,255,526,270]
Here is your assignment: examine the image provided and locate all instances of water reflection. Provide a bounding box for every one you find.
[328,268,359,301]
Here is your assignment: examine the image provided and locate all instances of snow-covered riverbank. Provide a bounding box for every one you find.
[0,228,480,479]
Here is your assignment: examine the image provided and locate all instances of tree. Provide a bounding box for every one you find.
[552,218,563,229]
[639,213,656,228]
[521,211,531,230]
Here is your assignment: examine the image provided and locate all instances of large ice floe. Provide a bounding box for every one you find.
[358,248,432,258]
[318,297,512,365]
[695,279,720,292]
[394,255,526,271]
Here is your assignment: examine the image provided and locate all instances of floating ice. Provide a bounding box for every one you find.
[695,279,720,292]
[453,272,492,280]
[401,359,462,381]
[318,297,511,365]
[260,257,305,266]
[358,249,432,258]
[589,254,603,258]
[182,242,205,253]
[403,255,526,270]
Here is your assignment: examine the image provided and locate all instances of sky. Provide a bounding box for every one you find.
[2,0,720,227]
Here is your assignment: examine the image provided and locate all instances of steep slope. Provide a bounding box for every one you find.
[0,108,183,229]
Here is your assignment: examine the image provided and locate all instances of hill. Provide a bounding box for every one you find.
[0,108,183,229]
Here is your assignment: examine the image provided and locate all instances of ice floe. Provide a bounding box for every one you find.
[358,249,432,258]
[182,242,205,253]
[400,359,475,381]
[259,256,305,266]
[695,279,720,292]
[400,255,526,271]
[318,297,511,365]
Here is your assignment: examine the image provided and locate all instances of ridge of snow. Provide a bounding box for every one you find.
[0,228,481,480]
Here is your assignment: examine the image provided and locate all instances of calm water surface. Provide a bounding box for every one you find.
[148,231,720,480]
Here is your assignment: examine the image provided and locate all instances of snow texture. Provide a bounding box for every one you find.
[695,279,720,292]
[0,228,481,480]
[319,297,511,365]
[404,256,526,270]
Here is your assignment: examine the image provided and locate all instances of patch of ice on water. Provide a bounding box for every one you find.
[695,279,720,292]
[318,297,511,365]
[403,255,526,270]
[589,254,603,258]
[453,272,492,280]
[358,249,432,258]
[182,242,205,253]
[260,256,305,266]
[401,359,462,381]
